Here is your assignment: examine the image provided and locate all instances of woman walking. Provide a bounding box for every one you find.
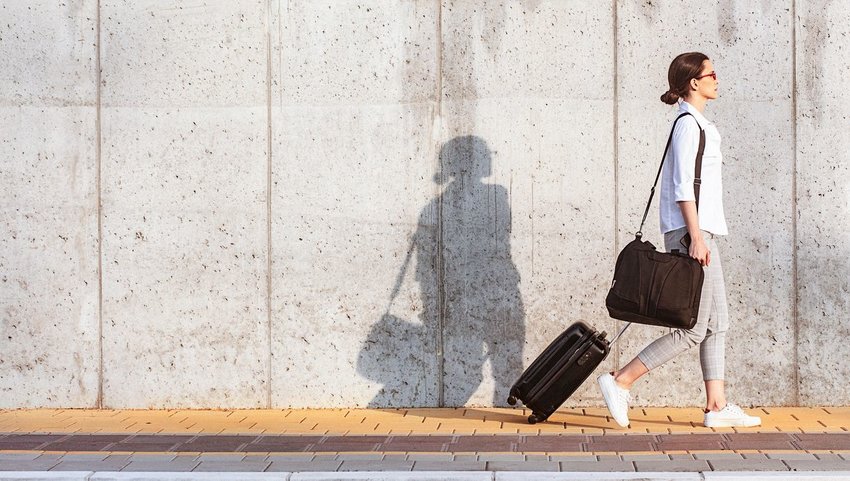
[598,52,761,428]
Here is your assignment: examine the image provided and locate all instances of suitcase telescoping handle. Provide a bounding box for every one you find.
[609,323,631,345]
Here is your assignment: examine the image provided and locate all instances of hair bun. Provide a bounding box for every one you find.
[660,90,680,105]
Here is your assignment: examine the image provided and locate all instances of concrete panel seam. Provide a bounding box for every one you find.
[436,0,445,408]
[265,0,274,410]
[791,0,800,406]
[436,0,443,119]
[612,0,620,371]
[96,0,104,410]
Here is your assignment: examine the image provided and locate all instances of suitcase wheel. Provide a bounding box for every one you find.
[528,413,543,424]
[506,395,518,406]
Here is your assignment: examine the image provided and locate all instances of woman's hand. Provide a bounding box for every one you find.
[676,200,710,266]
[689,236,711,266]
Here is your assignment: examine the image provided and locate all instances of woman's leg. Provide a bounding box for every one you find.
[611,356,649,389]
[705,380,726,411]
[699,237,729,411]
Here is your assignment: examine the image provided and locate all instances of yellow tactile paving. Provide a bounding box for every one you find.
[0,407,846,435]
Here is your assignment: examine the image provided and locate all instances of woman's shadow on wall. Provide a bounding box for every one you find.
[358,136,526,407]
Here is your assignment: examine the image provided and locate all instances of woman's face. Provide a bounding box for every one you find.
[692,60,719,100]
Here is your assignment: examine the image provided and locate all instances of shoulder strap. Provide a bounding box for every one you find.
[636,112,706,237]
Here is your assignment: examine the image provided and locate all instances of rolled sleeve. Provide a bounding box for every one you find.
[671,116,700,202]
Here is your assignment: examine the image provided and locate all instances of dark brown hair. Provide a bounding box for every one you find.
[660,52,709,104]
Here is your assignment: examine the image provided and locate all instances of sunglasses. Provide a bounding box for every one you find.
[695,71,717,80]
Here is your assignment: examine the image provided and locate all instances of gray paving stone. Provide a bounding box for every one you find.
[560,460,635,472]
[453,455,480,462]
[381,454,409,462]
[93,474,280,481]
[265,460,342,472]
[50,459,131,471]
[634,460,711,472]
[0,453,41,461]
[524,454,550,461]
[125,454,177,462]
[197,453,247,461]
[785,459,850,471]
[487,460,560,472]
[814,453,846,461]
[0,460,62,471]
[708,459,790,471]
[0,474,91,481]
[119,458,201,472]
[172,455,202,460]
[54,454,110,462]
[406,453,454,461]
[266,453,315,461]
[521,475,704,481]
[766,453,818,460]
[33,454,67,462]
[412,461,487,471]
[193,460,272,472]
[596,455,623,462]
[621,454,671,461]
[548,455,597,462]
[741,453,770,459]
[478,454,525,462]
[702,474,850,481]
[693,453,745,460]
[335,453,385,461]
[312,453,342,461]
[338,460,414,471]
[670,454,697,460]
[101,455,134,463]
[295,475,491,481]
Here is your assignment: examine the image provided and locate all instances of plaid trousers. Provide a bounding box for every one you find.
[636,227,729,381]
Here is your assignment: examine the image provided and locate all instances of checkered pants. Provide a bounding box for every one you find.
[636,227,729,381]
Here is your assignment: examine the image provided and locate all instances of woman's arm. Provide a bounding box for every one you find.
[670,116,709,266]
[677,200,710,266]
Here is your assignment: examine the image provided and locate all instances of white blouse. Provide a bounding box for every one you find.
[659,101,728,236]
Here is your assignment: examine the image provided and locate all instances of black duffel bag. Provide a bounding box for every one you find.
[606,112,706,330]
[606,234,703,329]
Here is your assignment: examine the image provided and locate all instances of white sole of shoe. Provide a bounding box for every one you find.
[704,418,762,428]
[597,374,629,428]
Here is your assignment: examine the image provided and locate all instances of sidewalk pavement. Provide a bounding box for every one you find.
[0,407,848,479]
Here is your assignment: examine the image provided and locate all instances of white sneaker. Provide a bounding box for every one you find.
[704,403,762,428]
[597,372,630,427]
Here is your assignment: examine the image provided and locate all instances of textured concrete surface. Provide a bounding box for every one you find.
[270,0,440,408]
[1,0,849,409]
[0,0,100,408]
[795,0,850,406]
[99,0,270,407]
[440,0,616,408]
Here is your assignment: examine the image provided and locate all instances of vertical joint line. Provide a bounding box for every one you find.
[96,0,104,409]
[612,0,620,370]
[435,1,443,117]
[265,0,274,409]
[435,0,445,408]
[791,0,800,405]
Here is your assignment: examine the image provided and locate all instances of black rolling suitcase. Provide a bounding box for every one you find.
[507,321,629,424]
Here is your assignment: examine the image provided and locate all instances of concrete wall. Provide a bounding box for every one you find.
[0,0,847,408]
